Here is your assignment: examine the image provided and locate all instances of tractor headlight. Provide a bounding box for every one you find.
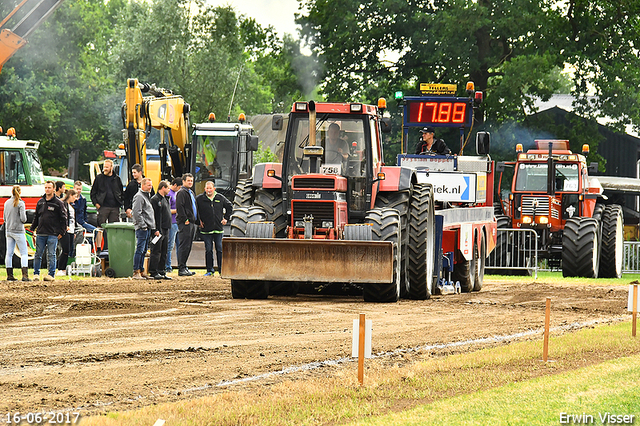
[321,221,333,228]
[295,221,305,227]
[538,216,549,224]
[522,216,532,224]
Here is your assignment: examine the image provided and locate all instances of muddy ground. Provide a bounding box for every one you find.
[0,275,631,418]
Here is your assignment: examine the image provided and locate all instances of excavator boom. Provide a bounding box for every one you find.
[0,0,64,73]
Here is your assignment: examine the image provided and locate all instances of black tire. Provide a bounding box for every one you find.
[229,207,267,237]
[562,217,600,278]
[254,189,287,237]
[233,178,254,209]
[486,215,511,275]
[473,231,486,291]
[453,235,477,293]
[364,208,401,303]
[407,184,436,300]
[593,203,605,222]
[246,222,275,238]
[599,204,623,278]
[231,279,269,299]
[343,224,372,240]
[375,190,411,295]
[105,267,116,278]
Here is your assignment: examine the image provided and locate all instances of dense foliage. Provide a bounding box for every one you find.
[2,0,640,175]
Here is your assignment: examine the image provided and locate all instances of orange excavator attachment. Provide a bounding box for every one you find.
[222,238,394,283]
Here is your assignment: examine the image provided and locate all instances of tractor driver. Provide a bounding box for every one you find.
[415,127,451,155]
[324,123,349,170]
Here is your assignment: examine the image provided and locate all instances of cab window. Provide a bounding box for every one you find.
[1,151,27,185]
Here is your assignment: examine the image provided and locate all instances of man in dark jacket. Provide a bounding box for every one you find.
[196,180,232,276]
[148,181,172,280]
[90,159,124,225]
[415,127,451,155]
[31,181,67,281]
[175,173,197,276]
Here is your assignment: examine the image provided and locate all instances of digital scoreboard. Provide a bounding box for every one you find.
[404,97,473,127]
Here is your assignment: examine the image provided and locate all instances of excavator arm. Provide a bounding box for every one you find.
[1,0,64,74]
[122,78,191,185]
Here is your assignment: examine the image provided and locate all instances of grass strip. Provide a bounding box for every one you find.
[350,354,640,426]
[79,321,640,426]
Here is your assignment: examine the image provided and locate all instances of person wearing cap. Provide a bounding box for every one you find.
[415,127,451,155]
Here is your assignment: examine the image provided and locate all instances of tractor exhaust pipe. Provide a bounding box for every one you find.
[547,141,555,196]
[307,101,322,173]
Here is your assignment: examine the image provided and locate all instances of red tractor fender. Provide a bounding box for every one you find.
[252,163,283,190]
[377,166,414,192]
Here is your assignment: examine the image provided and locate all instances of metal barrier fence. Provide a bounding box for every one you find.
[486,228,538,279]
[623,241,640,274]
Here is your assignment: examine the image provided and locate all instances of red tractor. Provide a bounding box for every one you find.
[496,140,624,278]
[223,99,440,302]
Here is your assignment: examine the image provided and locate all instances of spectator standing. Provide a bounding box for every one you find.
[3,185,30,281]
[165,177,182,272]
[90,159,123,225]
[175,173,197,276]
[124,163,155,220]
[72,181,96,233]
[57,189,78,276]
[196,180,232,276]
[31,181,67,281]
[54,181,65,198]
[149,181,172,280]
[132,177,156,280]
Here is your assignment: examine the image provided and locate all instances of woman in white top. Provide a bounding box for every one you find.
[3,185,30,281]
[57,189,78,275]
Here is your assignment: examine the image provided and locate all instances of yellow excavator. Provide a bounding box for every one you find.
[122,78,191,187]
[1,0,64,74]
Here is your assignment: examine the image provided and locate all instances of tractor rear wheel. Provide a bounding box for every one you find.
[229,207,267,237]
[233,178,254,209]
[599,204,624,278]
[231,279,269,299]
[364,208,401,303]
[375,190,411,296]
[562,217,600,278]
[254,189,287,237]
[407,184,436,300]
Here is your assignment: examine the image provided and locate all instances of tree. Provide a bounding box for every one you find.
[0,0,123,178]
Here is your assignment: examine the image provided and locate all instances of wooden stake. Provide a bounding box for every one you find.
[633,285,638,338]
[543,297,551,362]
[358,313,365,386]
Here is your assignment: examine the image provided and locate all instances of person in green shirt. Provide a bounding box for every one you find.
[196,180,232,276]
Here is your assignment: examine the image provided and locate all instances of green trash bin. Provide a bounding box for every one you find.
[102,222,136,278]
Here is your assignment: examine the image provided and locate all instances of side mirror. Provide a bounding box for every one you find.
[496,161,506,173]
[380,118,392,134]
[272,115,284,131]
[476,131,490,155]
[588,162,598,174]
[248,135,259,152]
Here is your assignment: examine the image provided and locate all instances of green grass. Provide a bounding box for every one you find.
[351,354,640,426]
[79,322,640,426]
[485,270,640,286]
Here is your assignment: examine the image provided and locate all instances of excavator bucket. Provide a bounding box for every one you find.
[222,238,394,283]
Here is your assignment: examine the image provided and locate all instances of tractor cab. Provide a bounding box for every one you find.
[503,140,599,233]
[277,101,387,237]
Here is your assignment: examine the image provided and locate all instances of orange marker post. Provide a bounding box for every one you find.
[543,298,551,362]
[358,313,365,386]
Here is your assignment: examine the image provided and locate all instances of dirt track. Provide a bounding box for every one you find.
[0,276,630,417]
